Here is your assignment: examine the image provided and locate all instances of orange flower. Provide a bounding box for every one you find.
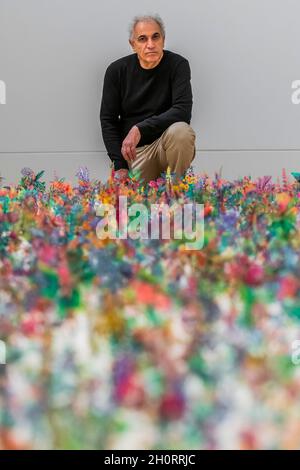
[131,280,171,310]
[243,183,256,194]
[276,192,291,213]
[204,204,213,216]
[50,181,73,195]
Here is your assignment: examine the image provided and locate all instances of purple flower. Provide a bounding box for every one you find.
[195,176,207,190]
[21,167,35,178]
[76,166,90,183]
[218,208,240,231]
[256,175,273,192]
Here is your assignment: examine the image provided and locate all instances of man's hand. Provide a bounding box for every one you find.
[113,168,129,183]
[121,126,141,163]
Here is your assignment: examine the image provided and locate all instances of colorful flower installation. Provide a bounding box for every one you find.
[1,166,300,449]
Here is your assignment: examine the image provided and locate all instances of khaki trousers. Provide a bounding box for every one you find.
[128,122,196,184]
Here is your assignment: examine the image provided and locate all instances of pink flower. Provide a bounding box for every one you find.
[38,245,57,264]
[244,263,264,286]
[148,180,158,189]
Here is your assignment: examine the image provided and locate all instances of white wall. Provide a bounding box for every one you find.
[1,0,300,184]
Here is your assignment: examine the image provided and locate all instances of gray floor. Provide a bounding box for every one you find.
[1,149,300,187]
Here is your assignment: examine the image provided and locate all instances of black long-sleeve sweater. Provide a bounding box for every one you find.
[100,49,193,170]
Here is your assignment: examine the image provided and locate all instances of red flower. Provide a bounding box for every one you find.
[278,276,299,300]
[225,255,264,286]
[160,391,185,420]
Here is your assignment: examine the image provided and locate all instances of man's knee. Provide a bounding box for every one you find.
[164,122,196,145]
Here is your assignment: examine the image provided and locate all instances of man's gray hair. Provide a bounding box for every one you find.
[129,14,165,41]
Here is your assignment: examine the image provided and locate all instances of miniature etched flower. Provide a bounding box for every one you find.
[21,167,35,178]
[76,166,90,183]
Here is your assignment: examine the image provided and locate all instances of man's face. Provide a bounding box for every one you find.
[129,21,165,68]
